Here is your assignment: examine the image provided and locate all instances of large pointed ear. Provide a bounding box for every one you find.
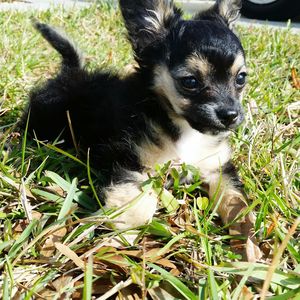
[194,0,242,28]
[119,0,182,55]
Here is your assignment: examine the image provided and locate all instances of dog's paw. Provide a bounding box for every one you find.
[229,212,262,262]
[245,234,262,262]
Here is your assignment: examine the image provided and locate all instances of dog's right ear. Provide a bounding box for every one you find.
[119,0,182,59]
[194,0,242,28]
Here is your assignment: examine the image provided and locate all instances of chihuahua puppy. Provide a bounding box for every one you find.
[24,0,261,261]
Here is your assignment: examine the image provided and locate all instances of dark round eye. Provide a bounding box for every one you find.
[180,76,199,90]
[236,72,247,87]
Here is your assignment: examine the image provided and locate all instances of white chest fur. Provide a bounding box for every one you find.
[137,121,232,177]
[175,125,231,176]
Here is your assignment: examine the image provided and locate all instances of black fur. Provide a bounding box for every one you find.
[33,22,82,68]
[25,52,180,179]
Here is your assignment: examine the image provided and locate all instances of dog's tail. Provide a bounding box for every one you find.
[34,21,82,69]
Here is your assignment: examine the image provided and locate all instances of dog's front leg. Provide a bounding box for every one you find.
[208,162,262,262]
[104,173,157,244]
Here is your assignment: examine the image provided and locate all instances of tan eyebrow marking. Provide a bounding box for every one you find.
[231,52,246,75]
[186,53,211,76]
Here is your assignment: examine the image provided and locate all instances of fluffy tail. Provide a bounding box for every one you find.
[34,21,82,69]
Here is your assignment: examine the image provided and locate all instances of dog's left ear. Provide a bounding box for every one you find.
[119,0,182,59]
[194,0,242,28]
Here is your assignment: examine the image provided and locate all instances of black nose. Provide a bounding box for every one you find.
[217,109,238,126]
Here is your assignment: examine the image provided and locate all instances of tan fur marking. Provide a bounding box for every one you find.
[231,52,245,75]
[218,0,232,20]
[144,0,175,32]
[153,65,190,114]
[217,0,241,28]
[186,54,211,76]
[136,137,175,169]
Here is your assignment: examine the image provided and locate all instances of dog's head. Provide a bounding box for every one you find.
[120,0,246,134]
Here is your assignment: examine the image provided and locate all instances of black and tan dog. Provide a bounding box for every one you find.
[23,0,261,261]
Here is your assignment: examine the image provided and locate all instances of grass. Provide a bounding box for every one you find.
[0,2,300,299]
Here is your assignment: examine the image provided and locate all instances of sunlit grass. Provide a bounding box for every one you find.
[0,3,299,299]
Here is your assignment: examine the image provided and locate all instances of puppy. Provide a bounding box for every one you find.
[23,0,261,261]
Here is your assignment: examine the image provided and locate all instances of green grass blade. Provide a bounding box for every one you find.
[276,228,300,263]
[2,270,10,300]
[8,219,38,258]
[208,268,219,300]
[146,220,172,238]
[155,232,186,257]
[268,286,300,300]
[231,263,255,300]
[21,110,30,176]
[57,177,77,221]
[3,256,13,300]
[212,262,300,289]
[198,278,208,300]
[83,255,93,300]
[39,141,87,167]
[45,170,96,210]
[87,148,103,209]
[148,263,197,300]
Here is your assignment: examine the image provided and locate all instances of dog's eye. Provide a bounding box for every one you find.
[236,72,247,87]
[180,76,199,90]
